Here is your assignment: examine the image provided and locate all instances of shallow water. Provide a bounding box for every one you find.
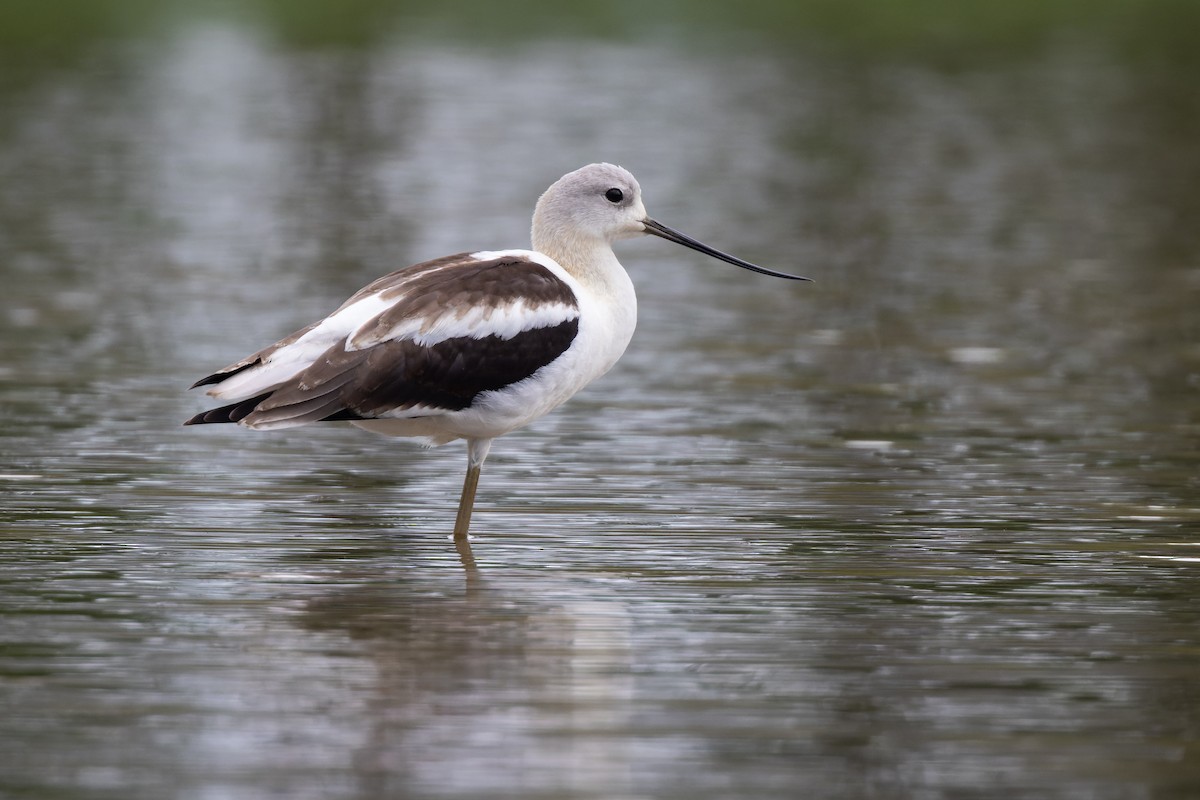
[2,14,1198,800]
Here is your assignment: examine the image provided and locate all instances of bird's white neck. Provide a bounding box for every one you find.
[531,218,637,374]
[531,220,626,298]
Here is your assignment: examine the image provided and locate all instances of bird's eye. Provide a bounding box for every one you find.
[605,188,624,203]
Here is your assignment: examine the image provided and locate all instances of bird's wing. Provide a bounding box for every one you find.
[187,252,581,429]
[190,253,473,401]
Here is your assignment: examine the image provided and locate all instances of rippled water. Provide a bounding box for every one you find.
[2,17,1198,800]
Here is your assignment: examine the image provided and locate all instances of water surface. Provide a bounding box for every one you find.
[1,13,1198,800]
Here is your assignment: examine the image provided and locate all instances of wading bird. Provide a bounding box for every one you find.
[186,163,809,541]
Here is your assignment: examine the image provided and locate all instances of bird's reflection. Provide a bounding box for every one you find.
[299,552,635,796]
[453,536,480,590]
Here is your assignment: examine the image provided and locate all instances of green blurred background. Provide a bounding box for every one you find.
[2,0,1199,55]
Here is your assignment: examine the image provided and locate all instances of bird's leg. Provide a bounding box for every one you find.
[452,468,481,541]
[453,438,493,541]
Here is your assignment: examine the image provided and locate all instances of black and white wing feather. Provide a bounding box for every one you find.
[186,252,580,429]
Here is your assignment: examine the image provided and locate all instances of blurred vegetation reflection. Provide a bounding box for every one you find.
[4,0,1198,257]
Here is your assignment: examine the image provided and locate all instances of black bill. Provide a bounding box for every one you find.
[642,218,812,281]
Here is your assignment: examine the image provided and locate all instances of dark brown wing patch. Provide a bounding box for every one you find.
[342,318,580,415]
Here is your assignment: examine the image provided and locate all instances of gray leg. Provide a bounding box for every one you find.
[453,438,493,541]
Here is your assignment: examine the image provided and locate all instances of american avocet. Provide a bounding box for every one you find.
[186,163,809,541]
